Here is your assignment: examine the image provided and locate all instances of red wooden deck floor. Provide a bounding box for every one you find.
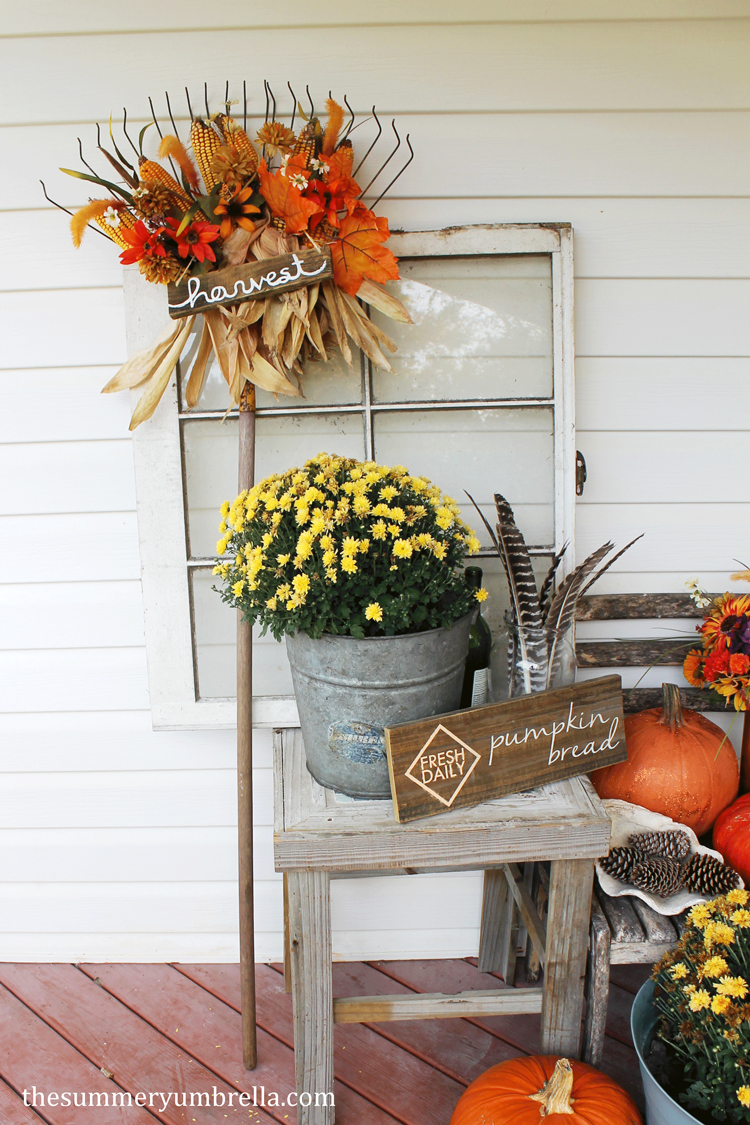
[0,958,649,1123]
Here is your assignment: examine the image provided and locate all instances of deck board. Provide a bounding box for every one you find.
[0,960,647,1123]
[0,979,156,1124]
[179,963,467,1124]
[79,963,395,1125]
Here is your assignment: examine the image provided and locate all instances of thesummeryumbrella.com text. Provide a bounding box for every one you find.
[22,1086,334,1110]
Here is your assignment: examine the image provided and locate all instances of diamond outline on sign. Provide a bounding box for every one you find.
[404,724,482,807]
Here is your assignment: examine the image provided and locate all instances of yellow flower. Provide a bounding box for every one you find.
[435,506,454,530]
[296,532,314,561]
[380,485,398,501]
[689,989,711,1011]
[704,921,735,948]
[371,521,387,541]
[731,909,750,928]
[365,603,383,622]
[295,505,310,525]
[277,553,291,565]
[371,503,391,518]
[218,520,227,534]
[702,955,729,978]
[276,583,291,601]
[232,580,245,596]
[670,963,688,980]
[325,567,337,583]
[320,534,334,550]
[359,539,370,553]
[466,534,481,554]
[737,1087,750,1108]
[342,536,358,555]
[341,557,358,574]
[716,976,748,998]
[727,888,749,906]
[310,512,327,536]
[393,539,413,559]
[323,550,336,567]
[293,573,310,596]
[220,500,230,518]
[475,587,489,603]
[271,511,282,528]
[432,542,447,560]
[353,495,371,516]
[262,531,274,548]
[711,994,732,1015]
[388,507,406,522]
[689,903,713,929]
[216,537,228,555]
[266,597,277,610]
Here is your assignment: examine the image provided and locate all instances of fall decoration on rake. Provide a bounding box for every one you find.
[48,81,415,429]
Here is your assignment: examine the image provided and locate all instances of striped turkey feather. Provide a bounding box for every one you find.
[493,493,542,630]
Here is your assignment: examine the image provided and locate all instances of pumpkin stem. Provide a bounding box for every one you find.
[528,1058,576,1116]
[660,682,685,733]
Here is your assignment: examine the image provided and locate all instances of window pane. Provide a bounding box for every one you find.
[178,325,363,411]
[182,412,366,559]
[373,407,554,549]
[191,569,292,699]
[371,255,553,403]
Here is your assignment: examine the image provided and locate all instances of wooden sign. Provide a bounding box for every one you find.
[385,675,626,822]
[166,247,333,319]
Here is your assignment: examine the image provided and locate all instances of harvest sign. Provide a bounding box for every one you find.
[166,247,333,318]
[385,675,626,822]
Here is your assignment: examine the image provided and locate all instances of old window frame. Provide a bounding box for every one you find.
[127,223,575,730]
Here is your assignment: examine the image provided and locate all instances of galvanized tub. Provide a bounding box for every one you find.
[632,979,701,1125]
[286,613,473,799]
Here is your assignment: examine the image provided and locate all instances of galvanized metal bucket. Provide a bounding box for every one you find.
[631,979,701,1125]
[286,613,473,799]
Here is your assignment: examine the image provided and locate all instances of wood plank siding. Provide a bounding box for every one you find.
[0,1,748,960]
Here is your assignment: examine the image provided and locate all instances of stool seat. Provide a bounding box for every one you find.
[273,728,611,1124]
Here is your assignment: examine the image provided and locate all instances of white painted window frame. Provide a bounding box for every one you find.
[126,223,575,730]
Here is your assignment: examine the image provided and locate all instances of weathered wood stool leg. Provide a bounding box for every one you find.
[287,870,334,1125]
[478,868,519,982]
[582,893,611,1066]
[541,858,595,1057]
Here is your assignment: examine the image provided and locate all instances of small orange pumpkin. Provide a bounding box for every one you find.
[450,1056,641,1125]
[590,683,739,836]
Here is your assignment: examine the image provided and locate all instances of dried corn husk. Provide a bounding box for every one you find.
[129,316,195,429]
[185,319,214,408]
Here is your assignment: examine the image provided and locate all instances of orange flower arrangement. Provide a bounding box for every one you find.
[53,86,414,427]
[683,584,750,711]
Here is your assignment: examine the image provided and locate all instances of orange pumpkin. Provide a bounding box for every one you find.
[590,683,739,836]
[713,793,750,883]
[450,1056,641,1125]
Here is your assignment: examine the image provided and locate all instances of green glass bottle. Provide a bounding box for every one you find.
[460,566,492,708]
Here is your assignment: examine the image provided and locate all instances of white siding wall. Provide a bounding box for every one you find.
[1,1,748,962]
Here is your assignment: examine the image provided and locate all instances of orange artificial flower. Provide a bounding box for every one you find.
[701,593,750,650]
[683,649,705,687]
[730,652,750,675]
[213,185,261,239]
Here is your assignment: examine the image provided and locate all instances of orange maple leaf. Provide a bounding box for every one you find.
[257,159,321,235]
[330,205,399,296]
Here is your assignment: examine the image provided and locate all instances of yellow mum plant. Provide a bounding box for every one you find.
[213,452,485,640]
[652,888,750,1122]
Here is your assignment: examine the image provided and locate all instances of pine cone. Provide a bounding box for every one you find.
[600,846,644,881]
[630,858,685,898]
[682,853,741,895]
[628,830,691,860]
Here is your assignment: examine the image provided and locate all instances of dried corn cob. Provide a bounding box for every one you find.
[315,217,339,243]
[190,119,224,191]
[211,113,229,139]
[224,119,259,174]
[94,207,137,250]
[271,215,287,231]
[137,158,192,205]
[292,122,318,171]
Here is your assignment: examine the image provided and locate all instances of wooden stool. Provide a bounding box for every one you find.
[273,729,610,1125]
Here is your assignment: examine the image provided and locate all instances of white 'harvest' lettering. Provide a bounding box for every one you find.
[168,253,328,310]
